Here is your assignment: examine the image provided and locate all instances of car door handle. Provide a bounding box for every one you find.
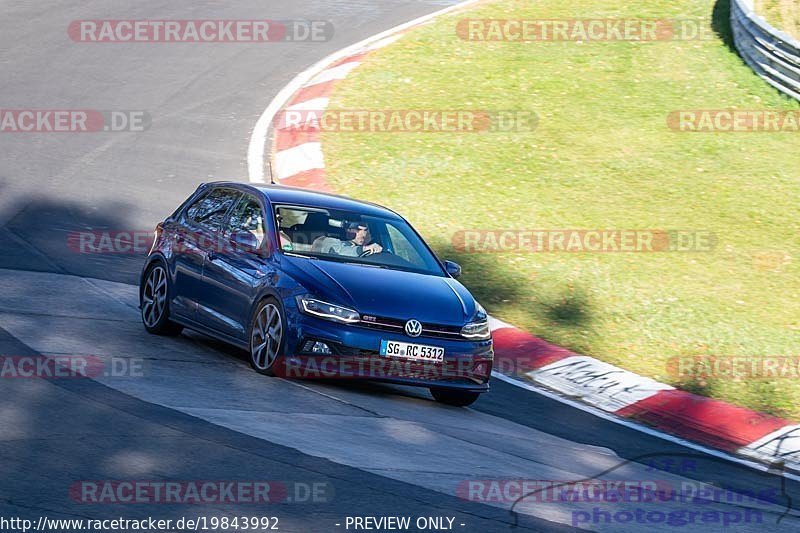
[207,251,218,261]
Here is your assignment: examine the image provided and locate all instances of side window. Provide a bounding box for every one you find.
[275,207,309,230]
[275,207,324,252]
[184,188,239,232]
[386,224,424,265]
[228,195,266,247]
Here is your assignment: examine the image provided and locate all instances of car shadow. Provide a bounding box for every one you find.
[435,241,595,354]
[712,0,736,53]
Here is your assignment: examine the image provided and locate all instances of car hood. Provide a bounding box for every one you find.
[282,256,477,324]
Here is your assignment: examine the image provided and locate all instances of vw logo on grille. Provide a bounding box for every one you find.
[404,319,422,338]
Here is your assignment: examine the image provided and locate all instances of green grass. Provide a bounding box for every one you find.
[323,0,800,418]
[756,0,800,39]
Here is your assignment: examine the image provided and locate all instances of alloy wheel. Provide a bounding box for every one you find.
[142,266,167,328]
[251,303,283,370]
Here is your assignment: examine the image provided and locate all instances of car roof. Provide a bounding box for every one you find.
[207,181,403,220]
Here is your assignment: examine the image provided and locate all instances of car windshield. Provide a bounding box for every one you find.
[274,204,445,276]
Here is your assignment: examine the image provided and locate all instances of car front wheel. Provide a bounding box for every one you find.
[430,388,481,407]
[249,298,285,376]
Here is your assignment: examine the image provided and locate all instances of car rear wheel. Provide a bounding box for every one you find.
[249,298,285,376]
[430,388,481,407]
[141,264,183,336]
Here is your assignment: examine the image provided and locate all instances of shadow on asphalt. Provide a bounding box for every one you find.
[0,193,149,284]
[2,193,799,530]
[477,377,800,526]
[0,326,572,532]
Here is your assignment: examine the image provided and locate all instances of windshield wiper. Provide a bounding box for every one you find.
[284,251,318,260]
[285,251,401,271]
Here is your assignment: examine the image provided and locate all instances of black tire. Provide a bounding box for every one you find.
[430,388,481,407]
[140,263,183,336]
[248,297,286,376]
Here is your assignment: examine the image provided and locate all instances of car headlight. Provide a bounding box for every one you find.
[461,320,491,340]
[296,296,360,324]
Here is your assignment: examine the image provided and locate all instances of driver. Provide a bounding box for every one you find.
[313,222,383,257]
[347,223,383,256]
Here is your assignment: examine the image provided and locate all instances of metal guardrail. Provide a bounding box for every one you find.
[731,0,800,101]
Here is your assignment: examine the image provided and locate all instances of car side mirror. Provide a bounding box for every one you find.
[443,260,462,278]
[230,231,263,256]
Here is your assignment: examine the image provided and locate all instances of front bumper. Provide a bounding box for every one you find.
[276,310,493,392]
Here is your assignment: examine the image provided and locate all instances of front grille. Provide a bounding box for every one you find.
[335,345,381,358]
[357,316,464,340]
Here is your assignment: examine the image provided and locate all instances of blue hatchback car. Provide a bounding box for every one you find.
[140,182,493,406]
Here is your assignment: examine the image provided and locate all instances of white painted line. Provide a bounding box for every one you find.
[306,62,362,87]
[739,425,800,469]
[491,371,800,481]
[247,0,483,183]
[363,34,403,52]
[487,315,514,331]
[527,355,674,413]
[274,142,324,180]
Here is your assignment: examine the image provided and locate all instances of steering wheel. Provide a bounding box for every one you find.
[359,248,390,258]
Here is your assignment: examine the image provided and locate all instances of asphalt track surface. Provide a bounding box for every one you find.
[1,1,799,532]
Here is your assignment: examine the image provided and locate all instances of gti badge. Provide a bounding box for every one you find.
[405,319,422,337]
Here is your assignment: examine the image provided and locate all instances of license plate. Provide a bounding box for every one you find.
[380,340,444,362]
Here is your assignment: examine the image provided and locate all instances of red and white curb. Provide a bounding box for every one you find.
[488,317,799,473]
[246,0,800,476]
[247,0,483,186]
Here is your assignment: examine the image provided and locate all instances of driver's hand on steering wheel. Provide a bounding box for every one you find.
[362,243,383,256]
